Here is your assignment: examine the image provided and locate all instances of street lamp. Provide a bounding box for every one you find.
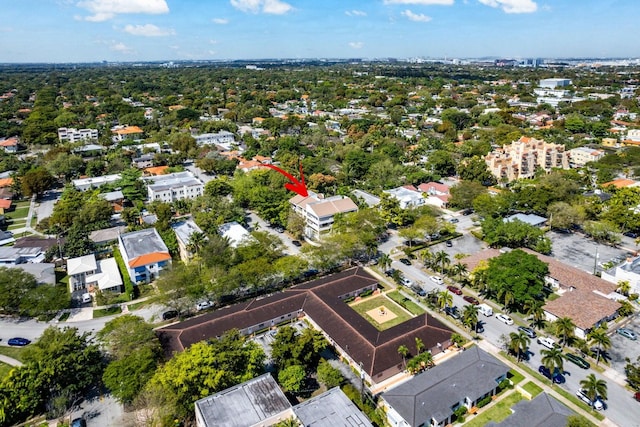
[593,244,599,275]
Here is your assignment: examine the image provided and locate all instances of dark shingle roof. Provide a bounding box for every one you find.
[487,393,574,427]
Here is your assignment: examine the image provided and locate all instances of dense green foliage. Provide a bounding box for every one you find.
[0,267,69,317]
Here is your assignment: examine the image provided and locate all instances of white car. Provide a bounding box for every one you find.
[430,276,444,285]
[496,313,514,325]
[401,277,413,287]
[576,388,604,410]
[196,300,214,311]
[537,336,557,349]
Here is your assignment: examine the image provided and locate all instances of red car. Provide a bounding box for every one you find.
[635,391,640,402]
[447,285,462,295]
[463,295,479,305]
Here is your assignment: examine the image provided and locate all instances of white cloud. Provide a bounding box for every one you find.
[478,0,537,13]
[230,0,293,14]
[401,9,432,22]
[77,0,169,21]
[345,10,367,17]
[209,39,219,45]
[384,0,454,5]
[212,17,229,24]
[123,24,175,36]
[349,41,364,49]
[110,42,134,54]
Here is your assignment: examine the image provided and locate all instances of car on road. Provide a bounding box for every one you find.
[635,391,640,402]
[7,337,31,346]
[291,240,302,247]
[384,268,396,277]
[196,300,214,311]
[617,327,637,340]
[462,209,473,215]
[430,275,444,285]
[162,310,179,320]
[444,306,461,319]
[401,277,413,287]
[71,418,87,427]
[537,336,558,349]
[411,285,426,297]
[463,295,479,305]
[538,365,565,384]
[447,285,462,295]
[496,313,514,325]
[273,226,285,233]
[445,240,453,247]
[399,258,412,265]
[565,353,591,369]
[449,218,459,223]
[518,326,537,338]
[624,231,639,238]
[475,322,485,333]
[576,388,604,410]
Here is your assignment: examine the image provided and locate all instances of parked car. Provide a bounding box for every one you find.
[81,293,92,303]
[430,275,444,285]
[444,306,461,319]
[576,388,604,410]
[196,300,214,311]
[463,295,479,305]
[635,391,640,402]
[411,285,426,297]
[384,268,396,277]
[617,327,637,340]
[518,326,537,339]
[401,277,413,287]
[71,418,87,427]
[624,231,638,238]
[399,258,412,266]
[496,313,514,325]
[7,337,30,346]
[537,336,558,350]
[446,285,462,295]
[291,240,302,247]
[475,322,485,333]
[449,218,459,223]
[445,240,453,247]
[462,209,473,216]
[538,365,565,384]
[565,353,591,369]
[162,310,179,320]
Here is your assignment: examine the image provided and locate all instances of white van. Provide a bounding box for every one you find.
[81,293,92,304]
[478,303,493,317]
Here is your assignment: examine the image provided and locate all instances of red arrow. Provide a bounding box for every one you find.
[261,163,309,197]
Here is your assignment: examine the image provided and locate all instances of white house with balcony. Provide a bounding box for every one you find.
[142,171,203,203]
[58,127,98,143]
[289,192,358,240]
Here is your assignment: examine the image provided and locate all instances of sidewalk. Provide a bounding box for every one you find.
[0,354,22,367]
[62,295,154,322]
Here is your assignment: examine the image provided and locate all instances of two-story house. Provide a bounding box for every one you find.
[289,192,358,240]
[118,228,171,284]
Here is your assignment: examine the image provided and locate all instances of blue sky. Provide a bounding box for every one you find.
[0,0,637,63]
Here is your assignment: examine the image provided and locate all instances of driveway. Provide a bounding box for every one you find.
[36,190,62,222]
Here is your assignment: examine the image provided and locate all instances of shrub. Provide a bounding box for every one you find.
[359,289,374,298]
[477,395,492,408]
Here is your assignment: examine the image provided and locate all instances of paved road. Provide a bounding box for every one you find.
[36,189,62,222]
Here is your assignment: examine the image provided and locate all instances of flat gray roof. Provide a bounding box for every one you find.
[119,228,168,259]
[294,387,373,427]
[194,373,291,427]
[172,220,203,245]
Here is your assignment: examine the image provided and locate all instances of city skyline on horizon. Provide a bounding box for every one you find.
[1,0,638,63]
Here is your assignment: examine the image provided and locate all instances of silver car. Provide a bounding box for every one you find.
[617,327,637,340]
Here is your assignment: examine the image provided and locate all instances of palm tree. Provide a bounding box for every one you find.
[378,253,392,272]
[508,331,531,363]
[419,248,434,269]
[541,347,564,384]
[587,326,611,366]
[617,280,631,296]
[187,231,207,257]
[398,345,410,369]
[462,305,479,333]
[579,374,608,406]
[415,337,425,355]
[434,250,450,274]
[554,317,576,348]
[524,299,546,330]
[437,290,453,312]
[497,287,514,311]
[451,262,468,282]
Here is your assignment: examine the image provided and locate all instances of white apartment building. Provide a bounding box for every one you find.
[72,174,122,191]
[58,127,98,143]
[193,131,235,146]
[485,136,570,182]
[539,78,572,89]
[142,171,203,203]
[290,192,358,240]
[568,147,605,168]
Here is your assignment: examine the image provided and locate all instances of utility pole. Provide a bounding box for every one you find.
[593,244,599,275]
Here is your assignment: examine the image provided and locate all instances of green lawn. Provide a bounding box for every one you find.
[349,295,412,330]
[4,207,29,220]
[387,290,426,315]
[508,369,525,385]
[464,392,524,427]
[93,306,122,318]
[0,346,27,362]
[522,381,543,398]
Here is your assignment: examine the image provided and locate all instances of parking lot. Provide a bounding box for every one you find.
[249,320,308,360]
[547,230,632,274]
[608,315,640,375]
[430,233,487,259]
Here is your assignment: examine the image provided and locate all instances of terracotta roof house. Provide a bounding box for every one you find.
[0,137,19,153]
[0,198,11,214]
[118,228,171,284]
[382,346,509,427]
[157,268,453,385]
[111,125,144,142]
[417,182,451,208]
[462,248,620,339]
